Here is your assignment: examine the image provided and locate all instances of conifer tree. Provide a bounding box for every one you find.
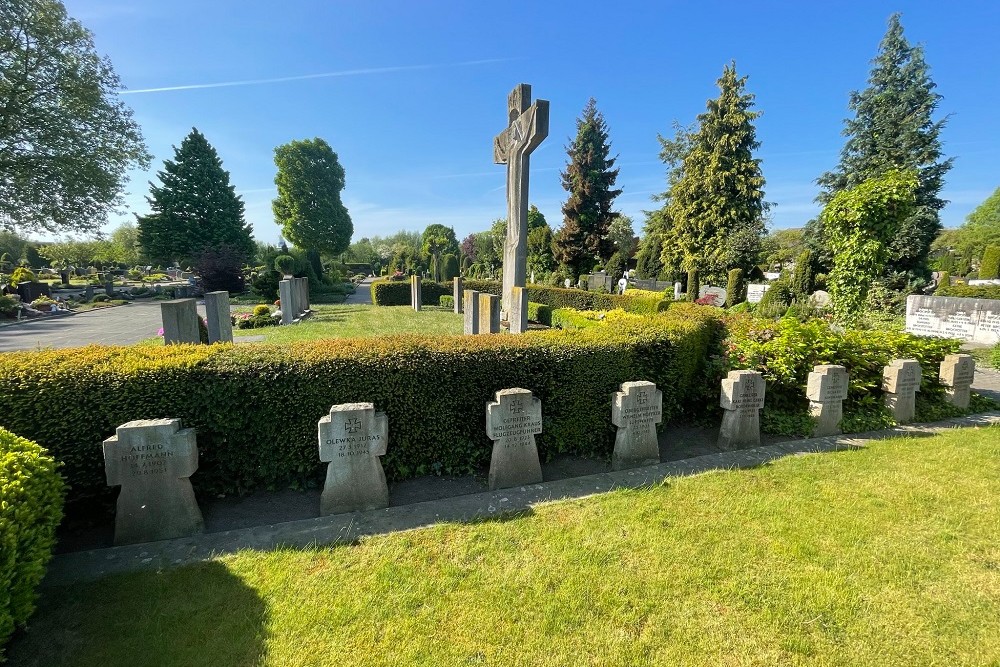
[661,64,767,282]
[137,128,253,266]
[553,99,622,276]
[810,13,951,284]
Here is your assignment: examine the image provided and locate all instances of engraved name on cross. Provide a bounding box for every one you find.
[494,84,549,321]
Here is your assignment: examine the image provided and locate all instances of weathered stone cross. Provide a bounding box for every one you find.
[494,83,549,321]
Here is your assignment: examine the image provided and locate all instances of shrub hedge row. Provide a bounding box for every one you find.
[934,284,1000,300]
[0,428,64,657]
[0,307,720,515]
[371,279,665,315]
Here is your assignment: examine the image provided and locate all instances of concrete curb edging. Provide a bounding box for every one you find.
[43,411,1000,587]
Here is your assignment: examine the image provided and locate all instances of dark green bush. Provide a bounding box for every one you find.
[0,428,64,656]
[935,271,950,291]
[791,249,813,297]
[0,309,719,516]
[274,255,295,276]
[980,245,1000,280]
[726,269,745,306]
[757,279,793,318]
[686,269,699,301]
[527,302,552,326]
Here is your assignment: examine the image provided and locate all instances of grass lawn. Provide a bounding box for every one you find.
[236,304,463,343]
[11,427,1000,666]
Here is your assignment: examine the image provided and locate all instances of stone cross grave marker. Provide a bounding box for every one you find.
[806,365,848,437]
[611,381,663,470]
[204,291,233,343]
[102,418,204,545]
[882,359,922,423]
[479,293,500,334]
[939,354,975,409]
[509,286,528,334]
[410,275,422,311]
[464,289,480,334]
[160,299,200,344]
[486,388,543,490]
[318,403,389,516]
[719,370,765,449]
[494,84,549,322]
[453,277,464,314]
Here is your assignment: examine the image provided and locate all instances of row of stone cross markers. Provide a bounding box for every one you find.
[159,277,310,344]
[99,352,976,547]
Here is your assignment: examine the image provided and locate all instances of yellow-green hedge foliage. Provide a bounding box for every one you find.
[0,428,64,657]
[0,309,720,516]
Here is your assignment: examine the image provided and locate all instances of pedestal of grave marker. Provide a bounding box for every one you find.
[611,381,663,470]
[103,419,204,545]
[479,293,500,334]
[509,286,529,334]
[806,365,848,437]
[411,275,422,312]
[719,370,765,449]
[279,279,294,324]
[318,403,389,516]
[453,277,464,314]
[883,359,922,423]
[486,388,543,490]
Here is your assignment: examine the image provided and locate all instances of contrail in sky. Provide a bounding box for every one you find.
[120,58,516,95]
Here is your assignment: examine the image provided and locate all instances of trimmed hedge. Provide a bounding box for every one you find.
[0,308,720,515]
[934,284,1000,300]
[0,428,64,656]
[371,279,666,315]
[527,302,552,326]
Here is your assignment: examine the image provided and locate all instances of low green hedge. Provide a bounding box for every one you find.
[0,428,64,657]
[934,284,1000,300]
[0,308,720,516]
[371,279,665,315]
[527,302,551,326]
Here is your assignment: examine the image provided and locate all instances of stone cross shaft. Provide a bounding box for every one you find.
[611,381,663,470]
[939,353,975,409]
[318,403,389,516]
[486,388,543,490]
[494,84,549,321]
[806,365,849,437]
[718,370,765,450]
[102,418,204,545]
[882,359,922,424]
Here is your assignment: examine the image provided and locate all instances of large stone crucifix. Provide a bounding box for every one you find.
[494,83,549,322]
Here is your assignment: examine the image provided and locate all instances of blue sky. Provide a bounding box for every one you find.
[68,0,1000,245]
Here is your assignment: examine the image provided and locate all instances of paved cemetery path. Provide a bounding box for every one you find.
[343,277,375,305]
[0,301,207,352]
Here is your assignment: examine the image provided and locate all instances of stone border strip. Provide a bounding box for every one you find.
[43,411,1000,587]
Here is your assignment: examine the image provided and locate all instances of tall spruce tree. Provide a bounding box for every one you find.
[810,13,951,284]
[137,128,253,266]
[553,98,622,277]
[660,63,767,282]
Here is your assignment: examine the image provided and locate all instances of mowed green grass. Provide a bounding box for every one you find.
[236,304,463,343]
[10,428,1000,667]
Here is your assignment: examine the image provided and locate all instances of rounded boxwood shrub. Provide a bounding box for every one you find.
[0,428,64,656]
[253,304,271,317]
[274,255,295,276]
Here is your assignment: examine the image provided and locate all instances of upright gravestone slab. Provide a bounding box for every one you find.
[295,278,307,315]
[809,290,831,308]
[301,276,310,311]
[464,289,480,335]
[673,282,683,301]
[411,275,422,312]
[806,365,848,437]
[486,388,543,490]
[279,279,294,324]
[204,291,233,343]
[494,83,549,321]
[746,284,770,304]
[453,277,464,314]
[318,403,389,515]
[102,419,204,545]
[104,281,115,296]
[479,293,500,334]
[611,381,663,470]
[160,299,200,344]
[698,285,727,307]
[719,370,765,449]
[882,359,922,423]
[939,354,975,409]
[509,286,528,334]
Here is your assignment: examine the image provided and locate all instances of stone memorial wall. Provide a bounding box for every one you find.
[905,294,1000,345]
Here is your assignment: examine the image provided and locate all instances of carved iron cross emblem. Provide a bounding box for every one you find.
[345,418,362,434]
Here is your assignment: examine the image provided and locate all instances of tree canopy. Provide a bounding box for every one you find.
[137,128,253,266]
[273,138,353,256]
[0,0,150,235]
